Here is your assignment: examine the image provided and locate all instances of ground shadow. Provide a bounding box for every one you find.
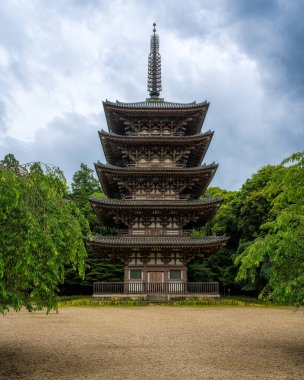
[0,343,109,379]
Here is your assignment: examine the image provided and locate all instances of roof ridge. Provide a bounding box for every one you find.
[99,129,213,139]
[90,196,223,205]
[85,235,229,246]
[103,99,209,109]
[95,161,218,171]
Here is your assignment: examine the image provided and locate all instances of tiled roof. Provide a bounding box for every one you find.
[95,162,217,174]
[103,99,208,109]
[90,197,222,208]
[86,235,228,246]
[99,129,213,143]
[95,161,217,199]
[99,130,213,168]
[102,100,209,136]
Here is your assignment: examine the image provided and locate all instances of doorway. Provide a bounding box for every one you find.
[147,271,164,293]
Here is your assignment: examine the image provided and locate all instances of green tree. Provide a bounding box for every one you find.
[70,163,116,235]
[218,165,279,294]
[0,155,89,313]
[70,163,102,233]
[204,187,239,242]
[235,152,304,304]
[189,187,239,292]
[188,248,237,294]
[232,165,277,242]
[63,163,123,294]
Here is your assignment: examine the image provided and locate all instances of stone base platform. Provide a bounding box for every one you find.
[92,293,220,302]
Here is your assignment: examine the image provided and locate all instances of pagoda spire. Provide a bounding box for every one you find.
[147,23,162,98]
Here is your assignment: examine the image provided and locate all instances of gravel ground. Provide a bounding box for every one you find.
[1,306,303,380]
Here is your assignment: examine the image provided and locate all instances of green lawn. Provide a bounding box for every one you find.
[57,295,290,308]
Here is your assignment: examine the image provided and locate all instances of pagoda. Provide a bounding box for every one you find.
[86,24,228,297]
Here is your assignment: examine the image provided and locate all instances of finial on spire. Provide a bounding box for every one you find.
[147,23,162,98]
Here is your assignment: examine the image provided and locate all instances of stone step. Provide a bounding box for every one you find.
[145,294,169,302]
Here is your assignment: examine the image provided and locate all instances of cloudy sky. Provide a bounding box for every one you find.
[0,0,303,190]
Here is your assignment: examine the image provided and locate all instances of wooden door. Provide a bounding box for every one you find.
[147,271,164,293]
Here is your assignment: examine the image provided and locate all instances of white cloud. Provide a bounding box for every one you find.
[0,0,303,190]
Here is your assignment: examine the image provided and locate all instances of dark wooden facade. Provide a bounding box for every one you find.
[85,25,227,294]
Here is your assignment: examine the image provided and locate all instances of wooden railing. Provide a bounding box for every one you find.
[127,163,185,168]
[127,132,184,137]
[118,229,194,237]
[93,282,219,295]
[122,195,190,201]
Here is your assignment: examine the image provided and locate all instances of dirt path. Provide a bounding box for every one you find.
[1,306,303,379]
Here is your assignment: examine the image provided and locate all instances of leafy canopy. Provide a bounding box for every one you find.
[70,163,113,235]
[62,163,122,293]
[235,152,304,304]
[0,155,89,313]
[189,187,239,292]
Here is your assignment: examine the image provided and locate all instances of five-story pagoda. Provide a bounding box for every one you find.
[86,24,228,298]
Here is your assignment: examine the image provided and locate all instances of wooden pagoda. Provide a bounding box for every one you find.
[86,24,228,298]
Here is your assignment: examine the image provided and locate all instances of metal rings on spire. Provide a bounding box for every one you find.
[147,23,162,97]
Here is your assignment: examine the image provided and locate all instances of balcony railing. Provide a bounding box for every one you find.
[122,195,190,201]
[118,229,194,237]
[93,282,219,295]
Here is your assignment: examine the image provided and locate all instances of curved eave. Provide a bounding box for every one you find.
[95,162,217,175]
[90,197,223,228]
[90,196,222,208]
[95,162,218,199]
[85,235,228,249]
[103,99,209,109]
[99,129,213,144]
[103,100,209,136]
[99,129,213,167]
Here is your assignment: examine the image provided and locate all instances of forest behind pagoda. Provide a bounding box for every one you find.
[1,151,303,311]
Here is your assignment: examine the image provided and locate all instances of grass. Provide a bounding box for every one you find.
[57,297,148,307]
[57,295,285,308]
